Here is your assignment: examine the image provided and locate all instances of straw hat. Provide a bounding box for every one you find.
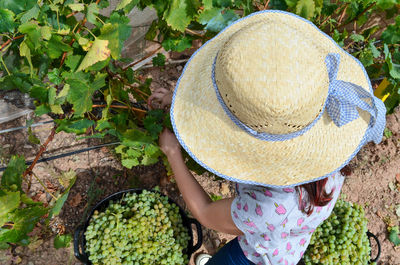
[170,10,386,188]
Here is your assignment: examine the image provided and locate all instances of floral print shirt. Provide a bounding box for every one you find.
[231,172,345,265]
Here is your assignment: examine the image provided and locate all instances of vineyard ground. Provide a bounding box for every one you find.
[0,63,399,265]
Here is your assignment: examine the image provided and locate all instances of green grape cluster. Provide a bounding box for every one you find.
[84,190,190,265]
[303,199,375,265]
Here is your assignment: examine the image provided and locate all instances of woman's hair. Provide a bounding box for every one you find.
[295,166,351,216]
[295,177,334,216]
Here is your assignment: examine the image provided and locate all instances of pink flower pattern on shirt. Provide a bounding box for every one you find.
[232,172,345,265]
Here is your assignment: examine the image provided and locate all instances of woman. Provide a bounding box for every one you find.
[148,10,386,265]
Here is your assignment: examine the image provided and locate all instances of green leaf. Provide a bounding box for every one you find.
[384,44,400,79]
[213,0,233,8]
[65,55,81,72]
[164,0,194,32]
[369,42,381,58]
[198,8,239,32]
[296,0,315,19]
[350,33,365,42]
[76,38,111,72]
[0,206,47,244]
[54,234,72,249]
[28,127,40,145]
[116,0,139,10]
[29,85,48,102]
[86,3,99,24]
[122,129,153,148]
[66,79,97,116]
[126,148,141,158]
[152,53,166,66]
[68,3,84,11]
[55,119,95,134]
[18,22,41,49]
[144,144,161,157]
[40,26,52,41]
[99,14,131,60]
[141,155,158,166]
[203,0,213,9]
[48,175,76,219]
[48,69,62,85]
[381,23,400,44]
[0,191,20,224]
[47,35,72,59]
[122,158,139,169]
[388,226,400,246]
[377,0,397,10]
[162,36,192,52]
[20,4,40,24]
[35,104,51,116]
[19,40,33,76]
[1,156,26,191]
[0,0,35,15]
[0,9,15,33]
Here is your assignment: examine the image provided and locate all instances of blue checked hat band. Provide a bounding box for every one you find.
[212,53,386,143]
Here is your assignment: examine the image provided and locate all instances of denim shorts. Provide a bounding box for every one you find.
[205,237,256,265]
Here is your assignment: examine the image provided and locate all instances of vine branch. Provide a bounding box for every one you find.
[92,104,147,113]
[0,35,24,52]
[122,46,163,71]
[23,127,57,178]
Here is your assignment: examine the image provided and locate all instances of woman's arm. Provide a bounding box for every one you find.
[160,129,243,236]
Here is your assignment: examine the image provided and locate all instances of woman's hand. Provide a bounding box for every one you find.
[159,128,181,158]
[147,88,173,110]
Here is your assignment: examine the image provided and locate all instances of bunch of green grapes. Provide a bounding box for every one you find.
[84,190,190,265]
[303,199,376,265]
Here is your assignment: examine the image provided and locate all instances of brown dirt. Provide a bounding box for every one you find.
[0,62,399,265]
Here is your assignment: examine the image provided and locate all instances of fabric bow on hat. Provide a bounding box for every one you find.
[325,53,386,145]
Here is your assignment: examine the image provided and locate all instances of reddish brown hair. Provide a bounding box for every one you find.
[295,176,335,216]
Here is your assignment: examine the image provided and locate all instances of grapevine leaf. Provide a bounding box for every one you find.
[143,110,164,139]
[269,0,288,9]
[359,50,374,67]
[20,4,40,24]
[65,55,82,72]
[144,144,161,157]
[198,8,239,32]
[40,26,52,41]
[1,156,26,191]
[162,36,192,52]
[126,148,141,158]
[141,155,158,166]
[285,0,298,8]
[116,0,139,10]
[381,23,400,44]
[66,79,98,116]
[29,85,48,102]
[213,0,233,8]
[47,35,72,59]
[388,226,400,246]
[122,129,153,148]
[68,3,84,12]
[99,14,131,59]
[54,234,72,249]
[48,175,76,219]
[203,0,213,9]
[369,42,381,58]
[34,104,51,116]
[350,33,365,42]
[0,0,35,15]
[76,38,110,72]
[377,0,397,10]
[152,53,166,66]
[0,9,15,33]
[384,44,400,79]
[163,0,195,32]
[0,206,47,244]
[122,158,139,169]
[296,0,315,19]
[48,69,62,85]
[55,119,95,134]
[86,3,99,24]
[20,40,33,76]
[0,191,20,224]
[28,127,40,145]
[18,22,41,49]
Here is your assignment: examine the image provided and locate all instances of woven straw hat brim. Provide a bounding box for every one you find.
[171,11,372,188]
